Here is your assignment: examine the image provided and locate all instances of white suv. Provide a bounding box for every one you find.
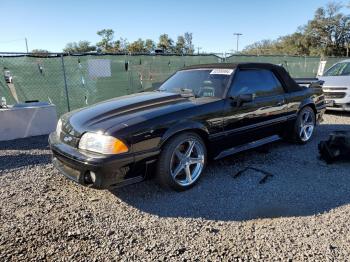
[319,59,350,112]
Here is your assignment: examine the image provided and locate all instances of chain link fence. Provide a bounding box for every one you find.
[0,52,346,116]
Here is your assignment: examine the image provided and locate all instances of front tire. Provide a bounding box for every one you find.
[156,132,207,191]
[293,106,316,144]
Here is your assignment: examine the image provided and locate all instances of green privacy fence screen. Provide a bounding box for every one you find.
[226,55,321,78]
[0,52,347,116]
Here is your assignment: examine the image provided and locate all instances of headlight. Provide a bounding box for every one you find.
[79,132,129,155]
[56,119,62,137]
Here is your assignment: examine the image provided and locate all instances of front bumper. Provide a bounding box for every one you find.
[49,133,138,189]
[323,90,350,111]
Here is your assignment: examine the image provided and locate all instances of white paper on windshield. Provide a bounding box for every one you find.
[210,69,234,75]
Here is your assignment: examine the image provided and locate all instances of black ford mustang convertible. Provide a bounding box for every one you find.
[49,63,325,191]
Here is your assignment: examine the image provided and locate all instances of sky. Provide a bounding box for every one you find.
[0,0,334,53]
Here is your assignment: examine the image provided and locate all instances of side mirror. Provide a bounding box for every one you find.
[230,93,254,107]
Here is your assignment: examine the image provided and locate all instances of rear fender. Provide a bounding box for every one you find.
[298,98,316,113]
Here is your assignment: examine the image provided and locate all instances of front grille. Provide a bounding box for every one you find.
[323,92,346,99]
[323,87,347,91]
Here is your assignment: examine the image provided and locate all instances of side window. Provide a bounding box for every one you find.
[230,69,284,97]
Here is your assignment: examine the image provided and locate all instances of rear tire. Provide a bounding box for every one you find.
[156,132,207,191]
[292,106,316,144]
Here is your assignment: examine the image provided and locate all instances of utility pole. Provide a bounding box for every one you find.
[25,38,29,53]
[197,47,202,55]
[233,33,242,53]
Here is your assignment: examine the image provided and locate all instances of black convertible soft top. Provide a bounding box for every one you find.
[182,63,302,92]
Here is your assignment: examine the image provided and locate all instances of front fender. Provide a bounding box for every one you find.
[159,121,209,147]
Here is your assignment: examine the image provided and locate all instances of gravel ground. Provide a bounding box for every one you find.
[1,113,350,261]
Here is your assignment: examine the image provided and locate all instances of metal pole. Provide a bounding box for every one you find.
[25,38,29,53]
[60,54,70,112]
[233,33,243,53]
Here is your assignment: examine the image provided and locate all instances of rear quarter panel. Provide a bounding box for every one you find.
[285,87,324,116]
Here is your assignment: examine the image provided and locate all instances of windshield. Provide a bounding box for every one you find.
[324,62,350,76]
[159,69,234,98]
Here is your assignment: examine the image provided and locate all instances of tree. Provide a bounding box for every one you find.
[145,39,155,53]
[276,32,311,55]
[118,38,129,51]
[242,39,277,55]
[242,2,350,57]
[303,2,350,56]
[96,29,115,52]
[63,41,96,53]
[111,38,128,52]
[157,34,174,52]
[128,38,146,53]
[31,49,49,57]
[175,36,186,54]
[184,32,194,54]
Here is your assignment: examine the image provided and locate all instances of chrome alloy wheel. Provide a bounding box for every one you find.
[299,110,315,142]
[170,139,205,186]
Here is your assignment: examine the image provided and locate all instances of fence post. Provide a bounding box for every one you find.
[60,54,70,112]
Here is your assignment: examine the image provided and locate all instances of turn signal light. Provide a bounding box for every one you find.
[112,139,129,154]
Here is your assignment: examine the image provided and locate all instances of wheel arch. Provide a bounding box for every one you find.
[159,121,210,149]
[298,99,317,116]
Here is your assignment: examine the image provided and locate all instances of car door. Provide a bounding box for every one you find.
[221,68,288,149]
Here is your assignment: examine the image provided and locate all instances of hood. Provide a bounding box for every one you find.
[61,92,195,137]
[319,75,350,88]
